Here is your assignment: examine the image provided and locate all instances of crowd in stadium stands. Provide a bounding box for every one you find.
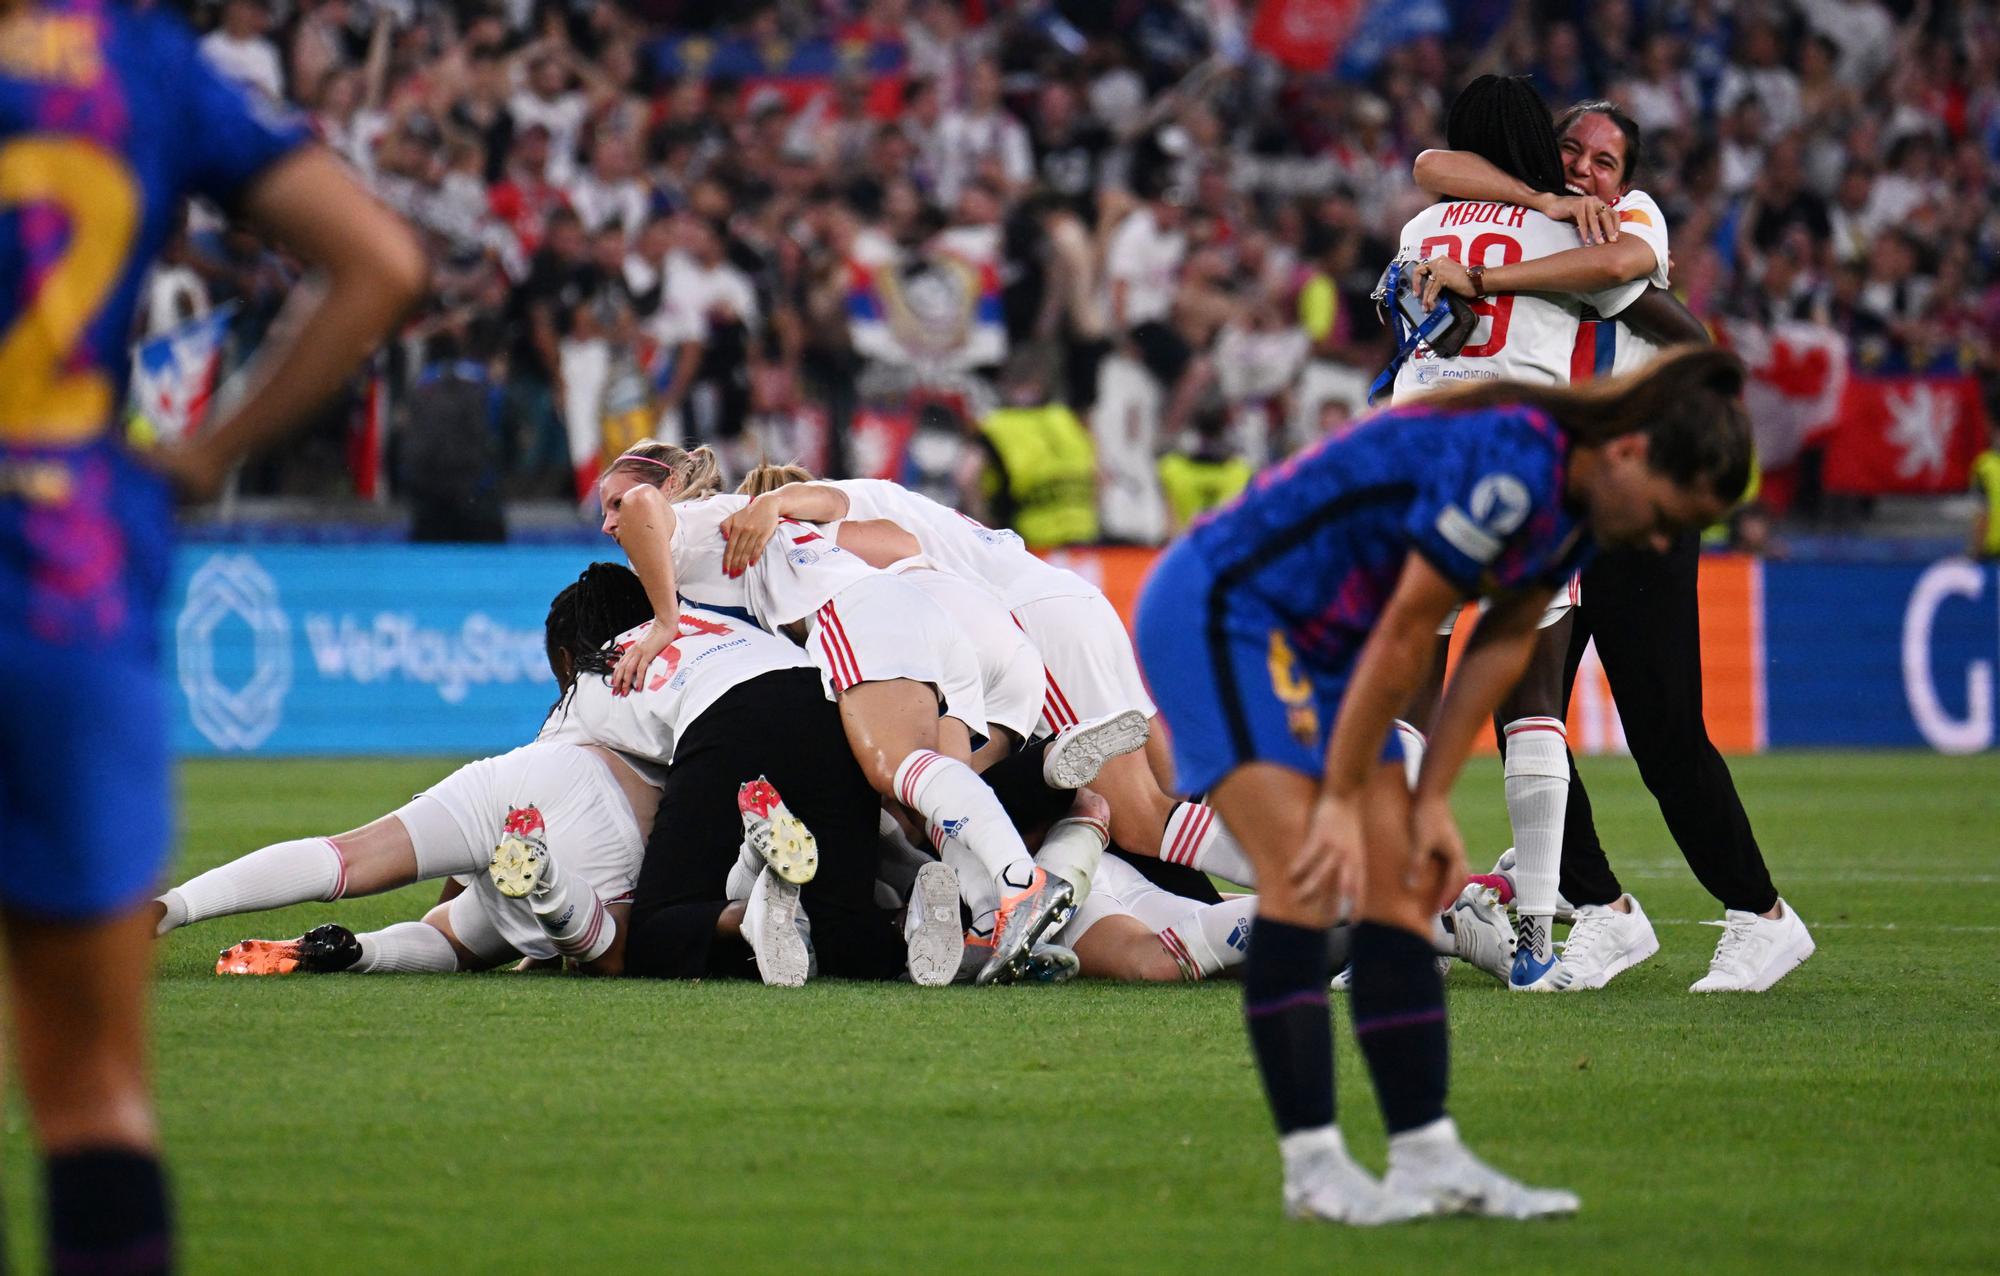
[161,0,2000,542]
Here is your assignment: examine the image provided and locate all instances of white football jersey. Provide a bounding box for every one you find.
[1605,188,1672,376]
[539,607,813,770]
[1391,200,1645,399]
[828,478,1100,609]
[671,493,879,628]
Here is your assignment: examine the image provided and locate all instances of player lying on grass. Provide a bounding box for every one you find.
[1135,345,1750,1224]
[155,740,654,974]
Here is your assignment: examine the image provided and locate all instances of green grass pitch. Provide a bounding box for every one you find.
[8,751,1996,1274]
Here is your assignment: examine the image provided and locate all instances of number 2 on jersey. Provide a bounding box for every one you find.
[1417,231,1523,358]
[0,137,141,444]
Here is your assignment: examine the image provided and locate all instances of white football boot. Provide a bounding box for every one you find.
[1041,709,1152,790]
[903,860,964,988]
[1281,1127,1435,1226]
[1690,898,1815,992]
[1543,893,1660,991]
[1384,1118,1580,1219]
[743,866,813,988]
[1446,883,1516,982]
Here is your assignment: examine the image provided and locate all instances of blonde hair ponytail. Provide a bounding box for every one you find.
[604,441,724,500]
[737,463,815,497]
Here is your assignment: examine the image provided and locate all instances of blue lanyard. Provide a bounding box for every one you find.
[1368,260,1458,404]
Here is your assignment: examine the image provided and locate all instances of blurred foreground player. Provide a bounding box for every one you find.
[0,4,423,1270]
[1136,348,1751,1224]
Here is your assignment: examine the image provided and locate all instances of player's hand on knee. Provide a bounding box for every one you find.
[1295,793,1366,925]
[1408,796,1469,914]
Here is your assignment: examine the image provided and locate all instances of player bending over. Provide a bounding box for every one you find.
[1136,347,1751,1224]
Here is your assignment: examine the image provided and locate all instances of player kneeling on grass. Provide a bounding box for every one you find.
[1135,347,1752,1224]
[154,739,655,975]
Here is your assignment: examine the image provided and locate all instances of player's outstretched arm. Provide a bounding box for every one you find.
[608,483,681,695]
[720,482,854,575]
[1618,287,1711,348]
[1412,148,1619,243]
[1417,234,1657,303]
[151,147,426,501]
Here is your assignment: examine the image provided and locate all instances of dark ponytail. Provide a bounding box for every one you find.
[1431,347,1754,501]
[1445,75,1569,198]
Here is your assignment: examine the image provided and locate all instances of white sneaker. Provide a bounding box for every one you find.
[743,866,813,988]
[1041,709,1151,789]
[1281,1127,1434,1226]
[1384,1118,1579,1219]
[903,860,964,988]
[1446,884,1516,982]
[1545,894,1659,991]
[1690,898,1814,992]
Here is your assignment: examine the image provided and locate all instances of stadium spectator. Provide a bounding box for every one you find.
[154,0,1989,548]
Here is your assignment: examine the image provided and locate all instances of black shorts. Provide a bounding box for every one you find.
[624,666,902,980]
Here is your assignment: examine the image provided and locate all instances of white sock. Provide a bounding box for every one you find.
[1035,811,1108,904]
[893,750,1037,892]
[874,808,932,900]
[1502,716,1569,962]
[351,921,460,973]
[528,857,616,962]
[1140,894,1255,980]
[1158,802,1255,886]
[156,837,346,934]
[725,838,762,902]
[1393,719,1427,791]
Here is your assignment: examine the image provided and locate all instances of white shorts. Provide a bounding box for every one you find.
[394,741,645,961]
[1010,591,1158,736]
[896,565,1046,744]
[1436,574,1579,637]
[1057,854,1181,945]
[806,572,989,741]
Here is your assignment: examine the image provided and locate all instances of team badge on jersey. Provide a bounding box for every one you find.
[1266,631,1319,748]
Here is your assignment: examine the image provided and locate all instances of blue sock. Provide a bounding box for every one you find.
[1349,921,1450,1135]
[47,1147,172,1276]
[1242,916,1335,1135]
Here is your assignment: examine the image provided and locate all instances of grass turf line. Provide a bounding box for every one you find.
[5,751,1994,1274]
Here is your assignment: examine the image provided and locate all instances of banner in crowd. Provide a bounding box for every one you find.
[162,545,1993,756]
[1719,319,1849,470]
[847,253,1006,372]
[1821,375,1991,495]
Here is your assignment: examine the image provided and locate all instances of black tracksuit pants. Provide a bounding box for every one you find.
[622,667,905,981]
[1556,533,1779,915]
